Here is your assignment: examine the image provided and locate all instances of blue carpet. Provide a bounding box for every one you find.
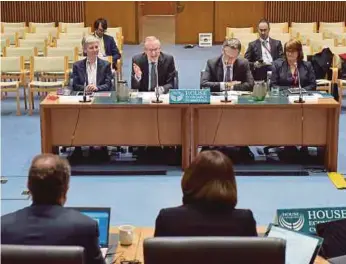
[1,44,346,227]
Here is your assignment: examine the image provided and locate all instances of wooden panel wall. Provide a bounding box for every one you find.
[85,1,137,44]
[175,1,214,44]
[0,1,84,23]
[266,1,346,23]
[214,1,265,42]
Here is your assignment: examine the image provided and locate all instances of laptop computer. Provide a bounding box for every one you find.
[68,207,112,258]
[265,224,323,264]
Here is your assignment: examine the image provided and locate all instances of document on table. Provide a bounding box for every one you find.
[288,93,323,103]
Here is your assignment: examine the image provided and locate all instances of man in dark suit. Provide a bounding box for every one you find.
[71,35,112,163]
[245,18,284,81]
[93,18,121,70]
[1,154,105,264]
[131,36,176,94]
[201,38,254,92]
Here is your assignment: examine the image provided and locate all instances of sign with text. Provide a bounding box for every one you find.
[169,89,210,104]
[275,207,346,234]
[199,33,213,47]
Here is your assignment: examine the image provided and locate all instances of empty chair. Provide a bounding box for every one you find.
[270,33,291,46]
[270,22,289,33]
[144,237,286,264]
[0,56,25,115]
[17,39,47,56]
[29,22,55,32]
[55,39,82,54]
[1,244,84,264]
[299,32,323,46]
[45,47,78,64]
[65,27,91,35]
[291,22,317,33]
[226,27,254,38]
[1,38,10,54]
[1,32,18,45]
[333,32,346,46]
[58,32,85,40]
[1,22,26,29]
[302,45,312,61]
[310,39,335,54]
[24,33,51,45]
[58,22,84,33]
[28,56,69,115]
[3,26,28,39]
[319,22,345,33]
[34,27,59,39]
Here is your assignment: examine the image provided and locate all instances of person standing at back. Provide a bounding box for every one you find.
[1,154,105,264]
[245,18,284,81]
[154,150,258,237]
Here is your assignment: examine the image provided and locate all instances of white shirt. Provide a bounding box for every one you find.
[260,37,273,64]
[86,58,97,86]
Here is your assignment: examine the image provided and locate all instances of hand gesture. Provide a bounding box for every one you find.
[133,63,142,79]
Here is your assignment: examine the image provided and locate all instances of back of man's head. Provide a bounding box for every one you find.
[28,154,70,205]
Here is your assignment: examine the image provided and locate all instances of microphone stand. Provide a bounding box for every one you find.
[293,62,305,104]
[79,79,91,103]
[151,64,163,104]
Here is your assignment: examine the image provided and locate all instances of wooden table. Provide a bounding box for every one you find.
[40,96,191,169]
[191,98,340,172]
[110,226,330,264]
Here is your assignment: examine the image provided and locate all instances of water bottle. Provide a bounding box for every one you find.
[267,71,272,92]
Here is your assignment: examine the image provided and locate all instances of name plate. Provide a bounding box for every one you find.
[275,207,346,234]
[169,89,210,104]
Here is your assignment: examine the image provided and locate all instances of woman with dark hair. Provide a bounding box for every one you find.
[271,39,316,90]
[154,150,257,237]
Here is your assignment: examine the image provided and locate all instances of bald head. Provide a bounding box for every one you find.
[144,36,161,62]
[28,154,70,205]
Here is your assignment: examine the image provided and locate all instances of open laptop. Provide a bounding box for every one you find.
[265,224,323,264]
[68,207,111,258]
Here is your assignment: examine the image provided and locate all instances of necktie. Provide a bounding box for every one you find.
[150,62,157,91]
[224,65,232,82]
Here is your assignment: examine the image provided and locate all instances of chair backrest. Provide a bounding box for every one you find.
[1,244,84,264]
[333,33,346,46]
[55,39,82,52]
[232,32,258,40]
[226,27,254,38]
[29,22,56,32]
[31,56,68,73]
[270,33,291,46]
[0,56,24,73]
[106,27,123,37]
[17,39,47,53]
[77,55,112,64]
[319,21,345,32]
[66,27,91,35]
[2,32,18,45]
[34,27,59,39]
[46,47,78,62]
[58,32,85,39]
[1,22,26,28]
[58,22,85,33]
[24,33,51,44]
[144,237,286,264]
[4,47,38,60]
[310,39,335,54]
[299,32,323,46]
[1,38,10,50]
[3,27,28,38]
[291,22,317,32]
[302,46,312,60]
[270,22,289,33]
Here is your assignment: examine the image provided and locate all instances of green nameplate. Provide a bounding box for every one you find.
[169,89,210,104]
[275,207,346,234]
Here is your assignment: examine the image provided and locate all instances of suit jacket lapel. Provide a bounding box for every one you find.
[157,53,164,83]
[255,39,263,60]
[96,58,101,86]
[142,54,149,90]
[269,38,276,58]
[217,56,224,82]
[82,59,88,85]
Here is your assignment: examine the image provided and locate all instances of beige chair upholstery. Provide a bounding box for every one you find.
[3,46,38,67]
[0,56,25,114]
[270,33,291,46]
[310,39,335,54]
[291,22,317,33]
[1,32,18,45]
[55,39,82,54]
[24,33,51,45]
[17,39,47,56]
[302,46,312,61]
[1,38,10,54]
[45,46,78,64]
[299,32,323,46]
[28,56,69,115]
[270,22,289,33]
[1,22,26,32]
[232,32,258,40]
[333,32,346,46]
[3,27,28,39]
[34,27,59,39]
[58,22,84,33]
[320,27,345,40]
[29,22,56,32]
[319,22,345,32]
[58,32,85,39]
[226,27,254,38]
[66,27,91,35]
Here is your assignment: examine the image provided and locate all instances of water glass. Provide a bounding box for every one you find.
[271,86,280,96]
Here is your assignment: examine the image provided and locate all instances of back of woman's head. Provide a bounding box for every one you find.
[181,150,237,208]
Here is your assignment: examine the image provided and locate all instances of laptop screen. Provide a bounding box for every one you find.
[68,207,111,248]
[266,224,323,264]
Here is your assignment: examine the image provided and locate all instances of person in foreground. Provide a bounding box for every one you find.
[271,39,316,91]
[131,36,176,94]
[201,38,254,92]
[1,154,105,264]
[245,18,284,81]
[154,150,258,237]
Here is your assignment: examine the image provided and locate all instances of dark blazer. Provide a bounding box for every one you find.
[200,56,254,92]
[1,204,105,264]
[131,52,176,93]
[72,58,112,91]
[154,203,258,237]
[271,58,317,90]
[245,38,284,67]
[96,33,121,69]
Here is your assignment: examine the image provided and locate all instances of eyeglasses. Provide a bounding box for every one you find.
[146,48,160,52]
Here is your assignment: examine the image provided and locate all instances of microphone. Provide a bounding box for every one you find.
[293,62,305,104]
[79,72,91,103]
[221,65,232,103]
[152,63,163,104]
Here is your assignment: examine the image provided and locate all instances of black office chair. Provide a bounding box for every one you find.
[144,237,286,264]
[1,244,84,264]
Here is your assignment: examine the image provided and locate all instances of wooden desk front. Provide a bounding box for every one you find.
[111,226,329,264]
[191,99,340,172]
[40,98,190,169]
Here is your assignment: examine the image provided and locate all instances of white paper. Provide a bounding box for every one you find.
[211,95,238,103]
[288,93,322,103]
[58,96,87,104]
[138,92,169,104]
[267,226,320,264]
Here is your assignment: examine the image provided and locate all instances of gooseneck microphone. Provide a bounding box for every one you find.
[79,72,91,103]
[293,62,305,104]
[152,63,163,104]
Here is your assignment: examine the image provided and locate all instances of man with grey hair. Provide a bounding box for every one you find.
[131,36,176,93]
[72,35,112,92]
[201,38,254,92]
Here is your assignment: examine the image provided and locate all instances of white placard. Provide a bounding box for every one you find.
[199,33,213,47]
